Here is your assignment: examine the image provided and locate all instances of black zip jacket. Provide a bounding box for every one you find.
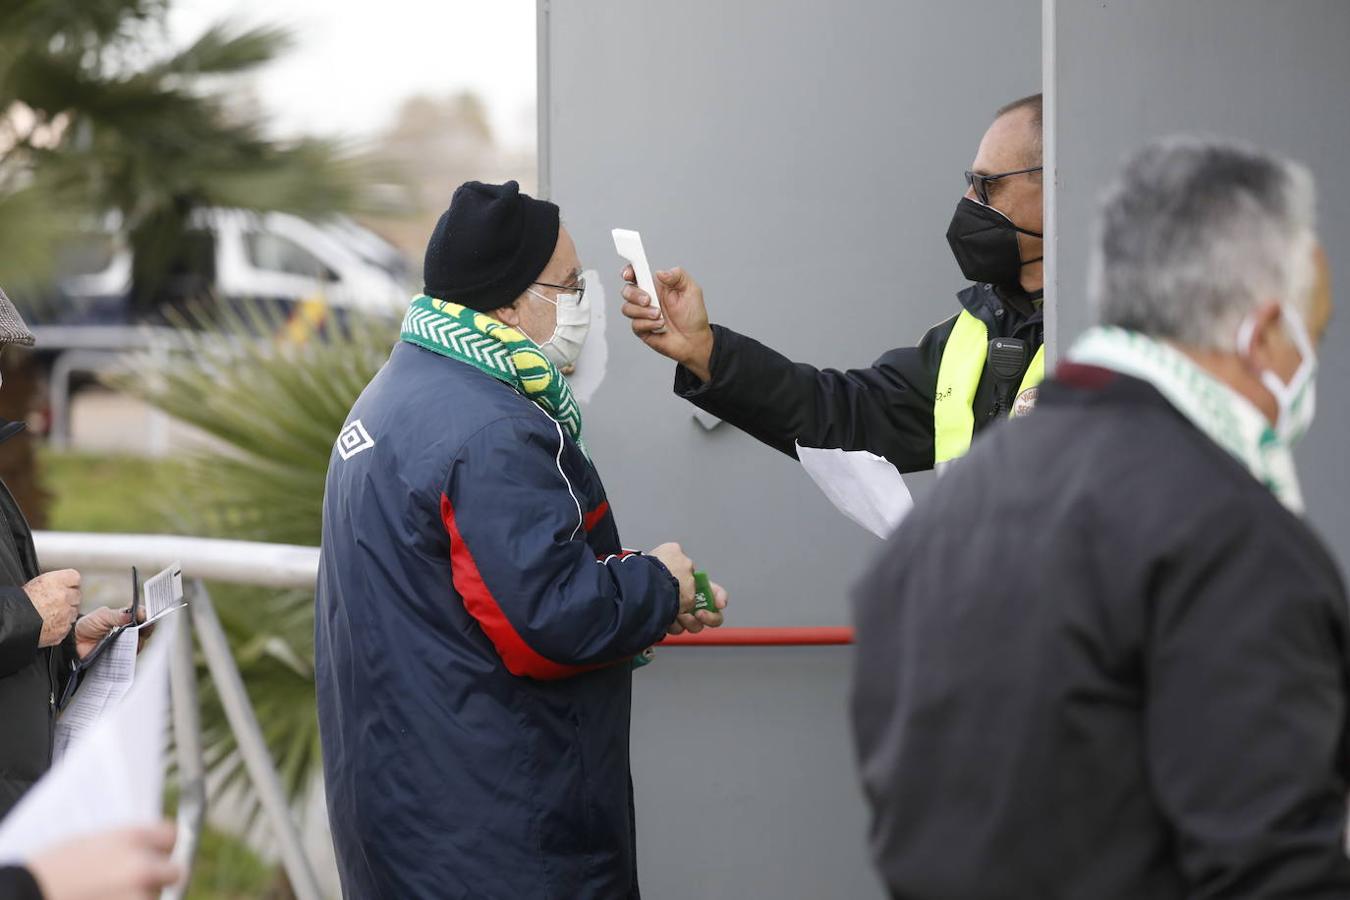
[0,420,76,820]
[673,282,1043,473]
[851,364,1350,899]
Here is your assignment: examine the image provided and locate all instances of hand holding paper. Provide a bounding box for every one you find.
[0,617,177,867]
[57,564,187,755]
[74,606,133,660]
[24,822,180,900]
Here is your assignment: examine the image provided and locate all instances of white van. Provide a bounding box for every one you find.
[51,209,413,325]
[21,210,415,446]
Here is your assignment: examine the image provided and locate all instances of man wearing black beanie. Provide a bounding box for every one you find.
[316,181,728,898]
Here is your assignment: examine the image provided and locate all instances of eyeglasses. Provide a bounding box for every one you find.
[964,166,1043,205]
[533,275,586,303]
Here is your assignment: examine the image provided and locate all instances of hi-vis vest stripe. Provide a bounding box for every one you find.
[933,310,1045,465]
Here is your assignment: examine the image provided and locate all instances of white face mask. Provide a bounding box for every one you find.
[1236,303,1317,445]
[525,282,591,370]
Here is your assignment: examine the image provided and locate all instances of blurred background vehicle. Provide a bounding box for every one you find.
[40,209,412,329]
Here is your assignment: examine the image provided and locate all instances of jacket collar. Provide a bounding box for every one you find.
[956,282,1044,331]
[1040,362,1171,409]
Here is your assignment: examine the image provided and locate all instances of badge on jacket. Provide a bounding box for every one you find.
[1011,387,1039,418]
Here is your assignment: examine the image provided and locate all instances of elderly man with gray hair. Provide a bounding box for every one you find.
[851,136,1348,899]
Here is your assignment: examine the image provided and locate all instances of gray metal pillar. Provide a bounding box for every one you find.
[191,582,323,900]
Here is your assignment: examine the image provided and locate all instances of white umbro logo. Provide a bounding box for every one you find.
[337,420,376,460]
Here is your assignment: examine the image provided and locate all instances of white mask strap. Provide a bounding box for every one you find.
[526,287,559,307]
[1236,305,1315,380]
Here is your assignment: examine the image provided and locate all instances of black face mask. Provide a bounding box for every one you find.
[945,197,1043,290]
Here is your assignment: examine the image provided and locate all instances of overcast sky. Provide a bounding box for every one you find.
[166,0,538,151]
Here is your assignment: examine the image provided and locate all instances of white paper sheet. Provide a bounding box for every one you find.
[796,443,913,539]
[47,563,186,761]
[52,627,139,762]
[141,562,185,624]
[0,622,176,863]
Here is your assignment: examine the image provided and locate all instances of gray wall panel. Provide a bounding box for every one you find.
[542,1,1039,896]
[630,648,883,900]
[1049,0,1350,571]
[544,0,1040,617]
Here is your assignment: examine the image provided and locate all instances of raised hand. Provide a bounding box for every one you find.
[620,266,716,383]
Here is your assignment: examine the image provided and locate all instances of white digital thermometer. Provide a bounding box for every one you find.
[612,228,665,334]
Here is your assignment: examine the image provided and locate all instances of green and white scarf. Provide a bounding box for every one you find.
[1069,326,1303,513]
[401,295,586,456]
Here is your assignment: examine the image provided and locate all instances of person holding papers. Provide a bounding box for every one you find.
[852,138,1350,897]
[316,182,727,898]
[0,285,139,820]
[620,94,1045,473]
[0,823,180,899]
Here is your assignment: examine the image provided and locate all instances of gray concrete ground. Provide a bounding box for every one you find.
[67,386,218,457]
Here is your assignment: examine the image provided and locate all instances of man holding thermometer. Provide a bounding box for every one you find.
[621,94,1045,473]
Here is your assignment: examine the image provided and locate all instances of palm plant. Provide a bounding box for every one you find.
[1,0,374,547]
[118,305,397,819]
[2,4,409,892]
[1,0,362,299]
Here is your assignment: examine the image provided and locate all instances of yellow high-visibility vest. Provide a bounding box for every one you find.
[933,310,1045,465]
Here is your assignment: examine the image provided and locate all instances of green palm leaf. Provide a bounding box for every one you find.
[5,0,407,835]
[117,303,397,823]
[153,24,292,78]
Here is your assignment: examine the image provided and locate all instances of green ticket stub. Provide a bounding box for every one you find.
[693,571,716,614]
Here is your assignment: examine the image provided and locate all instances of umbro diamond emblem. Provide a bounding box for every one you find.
[337,420,376,461]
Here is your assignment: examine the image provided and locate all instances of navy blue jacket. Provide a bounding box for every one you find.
[316,342,680,899]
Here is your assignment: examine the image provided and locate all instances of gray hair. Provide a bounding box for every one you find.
[1088,136,1317,350]
[995,93,1043,167]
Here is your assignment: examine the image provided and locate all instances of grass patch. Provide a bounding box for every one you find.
[39,449,182,533]
[186,826,277,900]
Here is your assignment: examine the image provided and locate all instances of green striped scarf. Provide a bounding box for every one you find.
[1069,326,1302,512]
[401,295,586,455]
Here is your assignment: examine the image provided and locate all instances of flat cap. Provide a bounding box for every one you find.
[0,286,35,347]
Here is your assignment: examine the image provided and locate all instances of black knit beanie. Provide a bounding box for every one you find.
[422,181,561,312]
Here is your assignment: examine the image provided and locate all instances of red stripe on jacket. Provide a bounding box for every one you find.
[441,493,595,680]
[584,501,610,532]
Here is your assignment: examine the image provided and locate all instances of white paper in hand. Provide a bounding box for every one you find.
[52,627,138,762]
[142,562,185,624]
[796,443,913,539]
[0,623,176,864]
[612,228,665,334]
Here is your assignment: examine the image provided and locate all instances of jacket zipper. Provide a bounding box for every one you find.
[47,649,58,765]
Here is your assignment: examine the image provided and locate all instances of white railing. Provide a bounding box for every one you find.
[34,531,325,900]
[35,532,320,588]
